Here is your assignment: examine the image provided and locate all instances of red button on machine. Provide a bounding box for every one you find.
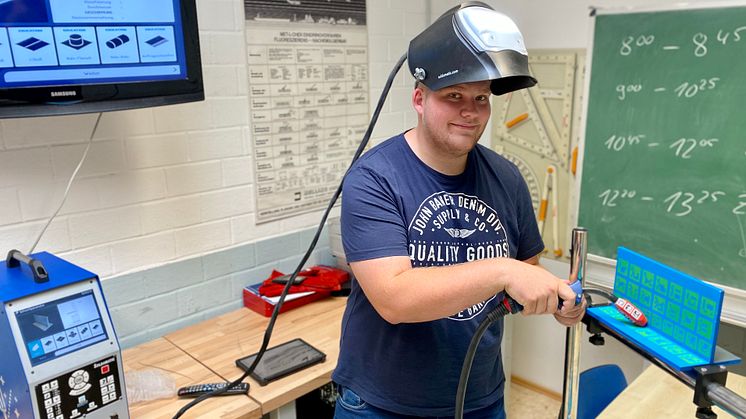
[101,365,110,374]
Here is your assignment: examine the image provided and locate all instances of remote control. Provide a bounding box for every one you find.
[177,382,249,398]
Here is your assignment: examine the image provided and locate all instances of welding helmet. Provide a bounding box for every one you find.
[408,1,537,95]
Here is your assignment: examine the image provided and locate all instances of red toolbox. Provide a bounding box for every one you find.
[242,283,331,317]
[243,265,348,317]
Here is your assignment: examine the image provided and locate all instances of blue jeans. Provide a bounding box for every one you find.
[333,385,506,419]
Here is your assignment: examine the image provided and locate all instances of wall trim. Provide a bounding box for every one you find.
[511,374,562,401]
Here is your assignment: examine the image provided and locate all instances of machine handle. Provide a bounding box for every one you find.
[6,249,49,283]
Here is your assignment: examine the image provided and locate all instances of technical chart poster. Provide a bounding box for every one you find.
[245,0,369,222]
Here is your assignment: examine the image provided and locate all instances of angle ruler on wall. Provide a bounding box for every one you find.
[492,51,585,259]
[496,52,575,169]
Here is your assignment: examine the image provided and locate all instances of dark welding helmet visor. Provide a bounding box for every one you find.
[408,2,537,95]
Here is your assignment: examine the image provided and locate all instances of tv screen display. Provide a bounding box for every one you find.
[0,0,204,117]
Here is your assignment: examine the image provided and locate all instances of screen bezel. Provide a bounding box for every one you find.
[14,289,110,367]
[5,279,120,379]
[0,0,204,118]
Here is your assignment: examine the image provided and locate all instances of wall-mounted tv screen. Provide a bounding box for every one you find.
[0,0,204,118]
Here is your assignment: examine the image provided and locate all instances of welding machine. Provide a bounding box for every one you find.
[0,251,129,419]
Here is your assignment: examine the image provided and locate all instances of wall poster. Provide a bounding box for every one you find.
[244,0,369,222]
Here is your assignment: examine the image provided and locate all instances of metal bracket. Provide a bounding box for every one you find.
[694,364,728,419]
[584,314,606,346]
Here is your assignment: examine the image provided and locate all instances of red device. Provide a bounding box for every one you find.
[614,297,648,327]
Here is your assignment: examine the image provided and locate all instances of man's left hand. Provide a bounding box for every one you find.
[553,293,587,326]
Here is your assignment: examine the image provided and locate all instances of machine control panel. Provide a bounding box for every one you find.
[34,355,122,419]
[1,253,129,418]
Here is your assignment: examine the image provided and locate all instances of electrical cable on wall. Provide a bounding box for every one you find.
[171,52,408,419]
[29,112,103,254]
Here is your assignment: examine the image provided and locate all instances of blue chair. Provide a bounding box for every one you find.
[577,364,628,419]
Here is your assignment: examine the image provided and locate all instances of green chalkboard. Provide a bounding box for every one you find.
[578,6,746,291]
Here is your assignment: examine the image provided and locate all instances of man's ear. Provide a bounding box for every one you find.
[412,86,425,115]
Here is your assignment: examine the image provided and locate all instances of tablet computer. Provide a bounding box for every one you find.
[235,338,326,385]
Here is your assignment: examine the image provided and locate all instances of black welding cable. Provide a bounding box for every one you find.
[455,288,626,418]
[582,288,617,306]
[454,299,520,419]
[172,52,408,418]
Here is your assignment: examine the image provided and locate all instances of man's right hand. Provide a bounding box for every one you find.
[502,258,577,315]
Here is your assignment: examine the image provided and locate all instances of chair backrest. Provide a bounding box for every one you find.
[577,364,628,419]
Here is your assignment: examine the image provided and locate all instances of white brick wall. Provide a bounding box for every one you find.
[187,127,244,161]
[69,207,142,248]
[230,213,281,244]
[96,169,167,208]
[0,0,449,351]
[52,140,126,178]
[18,179,98,220]
[0,187,22,225]
[173,220,232,257]
[2,113,101,147]
[0,0,431,277]
[0,219,70,253]
[94,108,156,139]
[366,0,429,144]
[0,0,431,352]
[0,148,54,188]
[0,0,426,349]
[126,133,189,169]
[110,231,176,273]
[140,195,202,234]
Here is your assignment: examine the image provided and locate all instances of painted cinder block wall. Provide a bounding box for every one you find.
[0,0,431,347]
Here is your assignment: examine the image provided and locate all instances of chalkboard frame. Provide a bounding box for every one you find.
[574,2,746,327]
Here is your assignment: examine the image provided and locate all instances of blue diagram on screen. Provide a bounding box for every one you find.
[0,0,187,88]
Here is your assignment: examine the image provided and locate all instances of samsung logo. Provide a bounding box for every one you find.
[50,91,78,97]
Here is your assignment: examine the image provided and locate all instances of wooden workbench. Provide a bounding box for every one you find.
[599,365,746,418]
[165,297,347,414]
[122,338,261,418]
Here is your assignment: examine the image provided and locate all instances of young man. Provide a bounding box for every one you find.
[333,3,585,418]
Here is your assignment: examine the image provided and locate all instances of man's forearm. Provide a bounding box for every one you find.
[373,258,513,323]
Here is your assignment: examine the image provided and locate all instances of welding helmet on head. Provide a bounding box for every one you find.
[408,1,537,95]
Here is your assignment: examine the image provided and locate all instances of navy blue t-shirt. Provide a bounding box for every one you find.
[333,133,544,416]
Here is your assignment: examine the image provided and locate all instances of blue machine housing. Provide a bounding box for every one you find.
[1,252,101,302]
[0,252,123,419]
